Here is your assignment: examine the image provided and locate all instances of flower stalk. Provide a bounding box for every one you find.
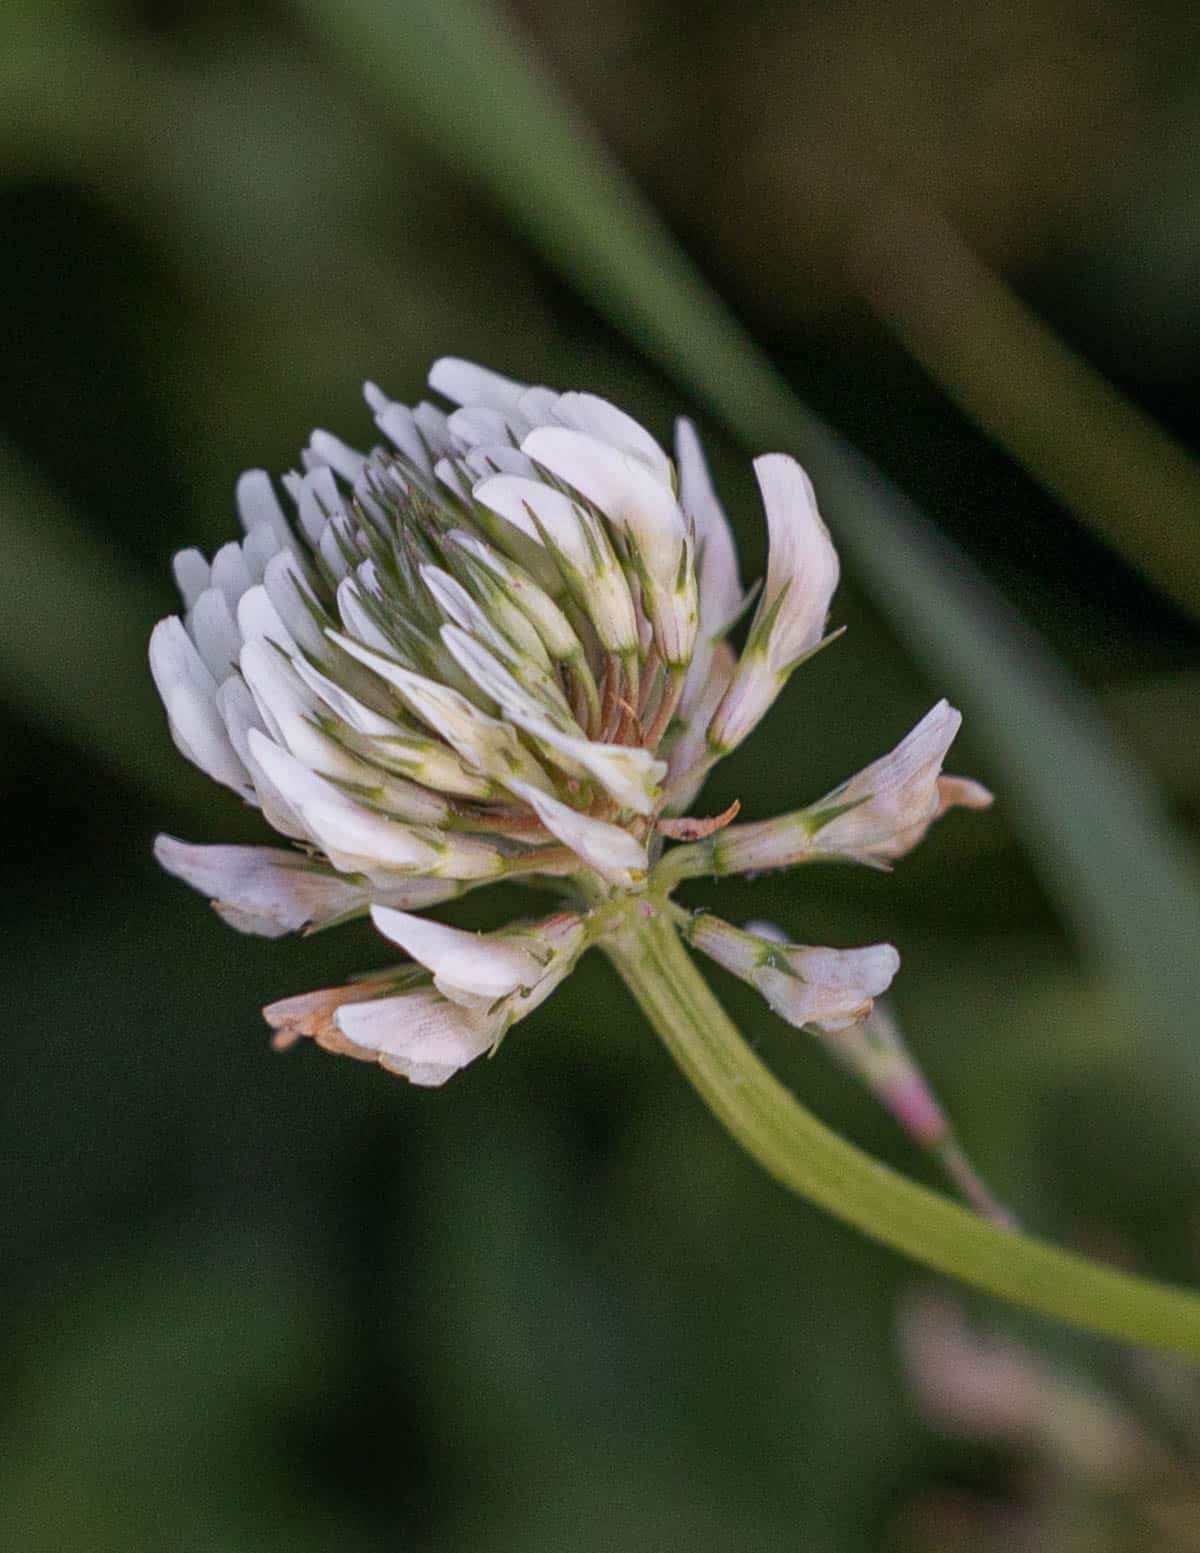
[606,903,1200,1358]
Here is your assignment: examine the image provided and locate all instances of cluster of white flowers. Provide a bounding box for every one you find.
[151,358,989,1085]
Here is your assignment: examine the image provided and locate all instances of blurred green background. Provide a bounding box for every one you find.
[5,1,1200,1548]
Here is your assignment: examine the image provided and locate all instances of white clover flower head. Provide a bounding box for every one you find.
[151,357,991,1086]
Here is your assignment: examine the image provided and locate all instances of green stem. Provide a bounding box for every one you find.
[606,907,1200,1358]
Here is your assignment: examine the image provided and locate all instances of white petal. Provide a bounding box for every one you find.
[242,522,284,583]
[247,729,444,875]
[817,701,963,857]
[215,677,303,835]
[413,402,454,457]
[706,656,779,755]
[373,401,434,479]
[320,678,483,801]
[172,549,210,610]
[706,457,838,751]
[667,638,736,808]
[240,638,324,746]
[438,625,548,724]
[691,704,977,878]
[210,541,255,612]
[154,835,371,937]
[189,588,242,681]
[435,553,553,671]
[295,654,493,800]
[429,357,528,415]
[473,472,580,554]
[676,418,744,636]
[351,462,393,528]
[688,913,899,1033]
[370,906,542,1000]
[291,656,401,737]
[426,578,568,718]
[754,454,839,669]
[238,638,288,742]
[336,987,499,1086]
[505,779,648,889]
[684,913,768,977]
[263,551,330,660]
[214,673,261,763]
[523,425,694,662]
[318,515,352,582]
[760,943,900,1033]
[241,642,447,825]
[295,466,344,548]
[522,425,685,568]
[421,565,495,641]
[331,633,472,724]
[307,428,366,484]
[441,627,663,812]
[460,445,537,481]
[516,386,559,426]
[149,617,249,793]
[336,576,397,658]
[235,470,294,548]
[447,406,516,449]
[742,918,789,944]
[446,530,580,662]
[471,475,639,653]
[370,877,473,911]
[433,456,471,503]
[550,393,672,487]
[236,584,298,656]
[330,631,546,790]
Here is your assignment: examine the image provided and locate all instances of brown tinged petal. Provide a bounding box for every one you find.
[263,979,395,1061]
[880,775,994,863]
[655,799,741,841]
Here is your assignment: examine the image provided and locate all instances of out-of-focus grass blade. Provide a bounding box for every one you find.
[1106,672,1200,801]
[0,21,151,188]
[291,0,1200,1070]
[847,195,1200,621]
[0,439,181,805]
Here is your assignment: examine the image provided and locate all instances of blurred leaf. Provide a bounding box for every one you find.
[288,0,1200,1085]
[1105,670,1200,802]
[0,20,150,188]
[1,1234,352,1553]
[847,193,1200,622]
[0,436,179,802]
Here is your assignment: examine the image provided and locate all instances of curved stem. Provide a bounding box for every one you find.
[605,907,1200,1358]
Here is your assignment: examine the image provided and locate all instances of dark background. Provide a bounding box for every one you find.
[4,1,1200,1548]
